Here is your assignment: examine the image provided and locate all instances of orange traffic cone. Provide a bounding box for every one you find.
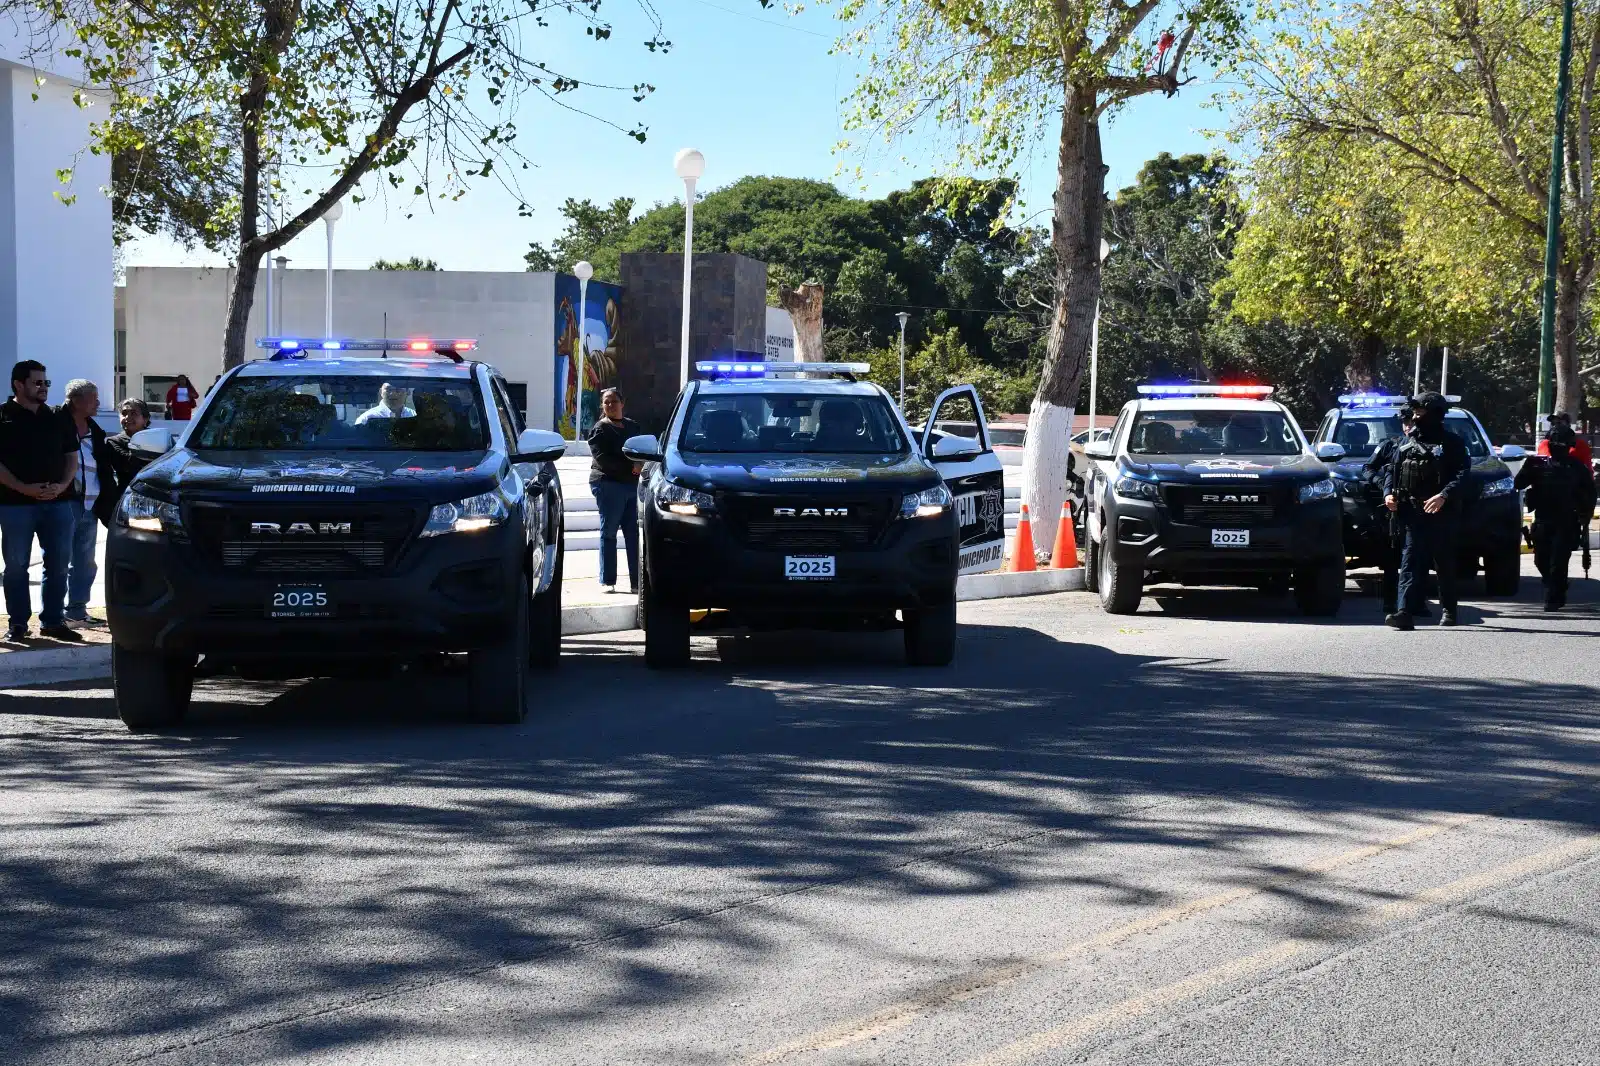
[1007,504,1037,572]
[1050,501,1079,569]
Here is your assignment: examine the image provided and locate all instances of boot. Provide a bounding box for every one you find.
[1385,611,1415,631]
[1440,609,1458,626]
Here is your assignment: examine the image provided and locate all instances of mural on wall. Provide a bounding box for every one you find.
[553,273,624,437]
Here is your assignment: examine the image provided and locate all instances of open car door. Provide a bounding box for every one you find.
[921,385,1007,575]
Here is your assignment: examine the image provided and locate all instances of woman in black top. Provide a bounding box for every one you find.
[587,388,643,593]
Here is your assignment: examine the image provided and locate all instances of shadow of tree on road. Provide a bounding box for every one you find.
[1,609,1598,1064]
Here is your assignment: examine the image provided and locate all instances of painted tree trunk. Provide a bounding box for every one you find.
[1021,89,1105,558]
[779,282,826,362]
[1555,261,1584,418]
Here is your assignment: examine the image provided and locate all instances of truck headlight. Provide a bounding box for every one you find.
[1113,476,1160,502]
[1481,475,1516,498]
[1298,477,1337,503]
[656,481,715,516]
[116,488,182,534]
[900,483,952,518]
[421,490,510,537]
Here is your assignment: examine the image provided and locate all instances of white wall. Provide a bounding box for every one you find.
[0,58,114,399]
[124,267,559,427]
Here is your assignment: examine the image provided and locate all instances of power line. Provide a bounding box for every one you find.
[684,0,835,38]
[864,301,1047,318]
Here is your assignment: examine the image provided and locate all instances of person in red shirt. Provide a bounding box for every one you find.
[1536,412,1592,465]
[165,375,198,420]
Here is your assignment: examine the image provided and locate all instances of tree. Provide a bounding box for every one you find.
[1231,0,1598,416]
[19,0,667,371]
[372,257,440,271]
[524,197,638,277]
[834,0,1249,548]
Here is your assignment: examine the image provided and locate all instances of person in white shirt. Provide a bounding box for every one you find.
[61,379,111,626]
[355,383,416,425]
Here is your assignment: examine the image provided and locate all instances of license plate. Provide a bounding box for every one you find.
[268,584,333,618]
[1211,529,1250,548]
[785,556,836,580]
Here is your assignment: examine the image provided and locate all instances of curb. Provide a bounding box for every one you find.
[1,570,1085,683]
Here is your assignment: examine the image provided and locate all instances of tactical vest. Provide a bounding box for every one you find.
[1393,438,1443,499]
[1530,458,1587,520]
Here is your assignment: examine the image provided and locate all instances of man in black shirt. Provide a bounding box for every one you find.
[1515,423,1597,610]
[0,360,81,641]
[1383,393,1471,629]
[588,387,642,594]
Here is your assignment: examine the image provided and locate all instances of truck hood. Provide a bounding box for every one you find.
[1119,453,1329,481]
[667,449,941,493]
[134,448,502,504]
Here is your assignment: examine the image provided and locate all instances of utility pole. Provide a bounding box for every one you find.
[895,311,910,409]
[1537,0,1576,438]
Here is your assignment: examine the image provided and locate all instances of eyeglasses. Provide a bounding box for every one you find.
[24,379,49,388]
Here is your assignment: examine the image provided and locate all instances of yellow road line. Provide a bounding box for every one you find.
[960,831,1600,1066]
[741,813,1478,1065]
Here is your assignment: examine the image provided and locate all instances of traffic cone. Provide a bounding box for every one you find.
[1007,504,1037,572]
[1050,501,1079,569]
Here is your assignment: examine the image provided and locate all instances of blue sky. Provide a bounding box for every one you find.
[124,2,1235,273]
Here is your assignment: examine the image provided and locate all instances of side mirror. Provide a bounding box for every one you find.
[1313,442,1347,462]
[129,427,174,457]
[930,435,982,460]
[511,428,566,464]
[1083,441,1113,461]
[1497,444,1526,460]
[622,433,664,463]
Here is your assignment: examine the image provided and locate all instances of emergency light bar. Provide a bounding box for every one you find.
[1336,393,1462,408]
[1136,384,1275,397]
[256,337,478,363]
[695,360,871,380]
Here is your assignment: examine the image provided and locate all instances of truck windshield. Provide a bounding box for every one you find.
[192,375,489,451]
[1332,414,1490,460]
[1129,410,1302,456]
[682,393,909,454]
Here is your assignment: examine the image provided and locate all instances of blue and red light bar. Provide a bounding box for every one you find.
[695,360,871,380]
[1337,393,1462,408]
[256,337,478,362]
[1137,383,1275,398]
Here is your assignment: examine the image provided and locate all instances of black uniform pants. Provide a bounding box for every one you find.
[1531,521,1578,603]
[1397,506,1459,614]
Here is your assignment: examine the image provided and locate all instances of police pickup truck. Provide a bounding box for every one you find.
[105,337,568,730]
[620,361,1005,668]
[1311,394,1525,595]
[1081,384,1347,615]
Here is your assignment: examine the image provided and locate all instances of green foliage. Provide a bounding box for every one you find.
[524,198,637,278]
[371,257,439,271]
[860,328,1037,422]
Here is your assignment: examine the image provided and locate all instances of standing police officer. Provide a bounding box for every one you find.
[1365,406,1425,618]
[1514,422,1596,610]
[1383,393,1470,629]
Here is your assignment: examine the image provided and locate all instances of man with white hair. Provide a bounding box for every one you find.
[355,382,416,425]
[60,378,123,626]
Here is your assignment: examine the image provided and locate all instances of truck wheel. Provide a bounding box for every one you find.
[113,645,195,731]
[1294,563,1345,617]
[471,573,529,723]
[1097,540,1142,614]
[642,569,690,669]
[904,598,957,666]
[1083,532,1101,594]
[528,534,563,670]
[1257,574,1292,597]
[1483,550,1522,597]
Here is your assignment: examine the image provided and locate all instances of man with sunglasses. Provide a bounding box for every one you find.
[0,361,81,642]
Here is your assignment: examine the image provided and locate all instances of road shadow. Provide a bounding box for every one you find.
[2,602,1599,1063]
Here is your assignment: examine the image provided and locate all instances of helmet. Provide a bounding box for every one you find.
[1413,392,1449,417]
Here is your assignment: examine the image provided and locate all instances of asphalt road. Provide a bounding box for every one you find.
[4,561,1599,1066]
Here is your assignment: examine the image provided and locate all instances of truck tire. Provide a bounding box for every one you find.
[1294,563,1344,617]
[1483,550,1522,597]
[471,573,529,723]
[113,645,195,731]
[904,598,957,666]
[1097,539,1143,614]
[1083,532,1101,594]
[528,533,562,670]
[642,569,690,669]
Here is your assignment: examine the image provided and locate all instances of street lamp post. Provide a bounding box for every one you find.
[1538,0,1576,438]
[273,256,289,335]
[895,311,910,409]
[674,148,705,386]
[322,200,344,338]
[573,260,594,438]
[1087,239,1113,442]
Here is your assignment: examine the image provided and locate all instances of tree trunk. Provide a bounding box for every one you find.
[222,252,263,372]
[779,282,825,362]
[1345,333,1383,391]
[1554,260,1585,418]
[1021,87,1104,558]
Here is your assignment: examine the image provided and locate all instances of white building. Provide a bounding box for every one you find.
[0,26,114,395]
[123,266,560,428]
